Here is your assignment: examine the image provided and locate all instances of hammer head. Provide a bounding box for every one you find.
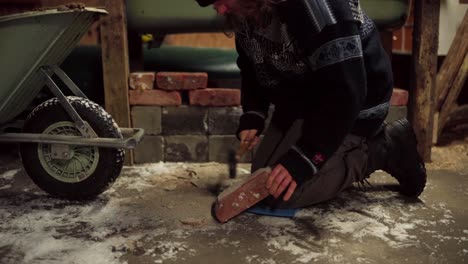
[227,149,237,179]
[228,141,250,179]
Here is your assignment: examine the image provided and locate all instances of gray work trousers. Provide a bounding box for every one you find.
[252,120,369,208]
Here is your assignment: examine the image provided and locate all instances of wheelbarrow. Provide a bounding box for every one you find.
[0,7,144,200]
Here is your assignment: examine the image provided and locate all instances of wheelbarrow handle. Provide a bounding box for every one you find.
[121,128,145,148]
[0,128,145,149]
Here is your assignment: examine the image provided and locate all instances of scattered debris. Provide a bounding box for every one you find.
[58,3,86,11]
[0,169,20,181]
[179,218,207,227]
[190,180,200,188]
[186,169,197,177]
[427,142,468,170]
[163,183,177,191]
[35,3,86,12]
[112,240,145,256]
[0,184,12,190]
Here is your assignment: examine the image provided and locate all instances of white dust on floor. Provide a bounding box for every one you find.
[254,182,468,263]
[0,195,146,264]
[120,163,466,263]
[113,162,250,194]
[0,161,466,264]
[0,169,20,190]
[0,163,250,264]
[0,169,20,181]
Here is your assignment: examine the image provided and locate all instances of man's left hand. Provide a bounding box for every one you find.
[266,164,297,201]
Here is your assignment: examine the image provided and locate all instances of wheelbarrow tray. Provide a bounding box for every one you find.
[0,7,107,125]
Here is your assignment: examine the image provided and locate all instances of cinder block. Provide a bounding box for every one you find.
[209,135,252,163]
[134,136,164,164]
[162,106,208,135]
[386,106,407,123]
[189,88,241,106]
[129,89,182,106]
[165,136,208,162]
[208,107,242,135]
[390,88,409,106]
[156,72,208,90]
[131,106,162,135]
[129,72,155,90]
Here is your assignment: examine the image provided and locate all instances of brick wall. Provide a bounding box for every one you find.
[129,71,250,164]
[129,71,409,164]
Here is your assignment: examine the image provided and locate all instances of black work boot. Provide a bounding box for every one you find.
[366,119,427,197]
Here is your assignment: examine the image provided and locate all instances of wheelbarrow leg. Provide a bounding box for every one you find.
[39,66,97,138]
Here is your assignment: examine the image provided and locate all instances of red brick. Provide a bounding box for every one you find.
[391,88,409,106]
[214,167,271,223]
[189,88,241,106]
[129,72,155,90]
[129,89,182,106]
[156,72,208,90]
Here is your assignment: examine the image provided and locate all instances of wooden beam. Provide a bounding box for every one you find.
[408,0,440,162]
[100,0,133,164]
[438,55,468,137]
[436,11,468,110]
[445,104,468,129]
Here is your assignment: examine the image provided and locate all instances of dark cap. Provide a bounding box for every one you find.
[196,0,216,7]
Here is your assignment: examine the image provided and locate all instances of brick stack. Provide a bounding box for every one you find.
[129,71,249,164]
[129,71,409,164]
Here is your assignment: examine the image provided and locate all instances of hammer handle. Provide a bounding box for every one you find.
[236,141,250,161]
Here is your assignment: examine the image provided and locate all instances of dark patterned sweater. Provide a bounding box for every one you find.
[235,0,394,182]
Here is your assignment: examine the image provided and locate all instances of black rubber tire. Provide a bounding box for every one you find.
[20,96,125,200]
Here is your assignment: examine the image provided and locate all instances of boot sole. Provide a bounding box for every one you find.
[386,119,427,197]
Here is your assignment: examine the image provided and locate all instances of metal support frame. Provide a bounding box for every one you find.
[0,65,145,149]
[40,66,97,138]
[0,128,144,149]
[49,65,88,99]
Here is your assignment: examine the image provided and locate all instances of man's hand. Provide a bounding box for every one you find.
[266,164,297,201]
[238,129,260,150]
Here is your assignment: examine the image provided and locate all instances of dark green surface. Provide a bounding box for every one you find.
[361,0,409,30]
[144,45,240,79]
[126,0,409,33]
[126,0,223,34]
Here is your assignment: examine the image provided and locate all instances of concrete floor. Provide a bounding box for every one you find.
[0,141,467,264]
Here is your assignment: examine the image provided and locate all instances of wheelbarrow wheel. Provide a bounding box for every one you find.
[20,96,125,200]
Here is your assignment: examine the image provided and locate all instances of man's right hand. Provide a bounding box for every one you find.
[238,129,260,150]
